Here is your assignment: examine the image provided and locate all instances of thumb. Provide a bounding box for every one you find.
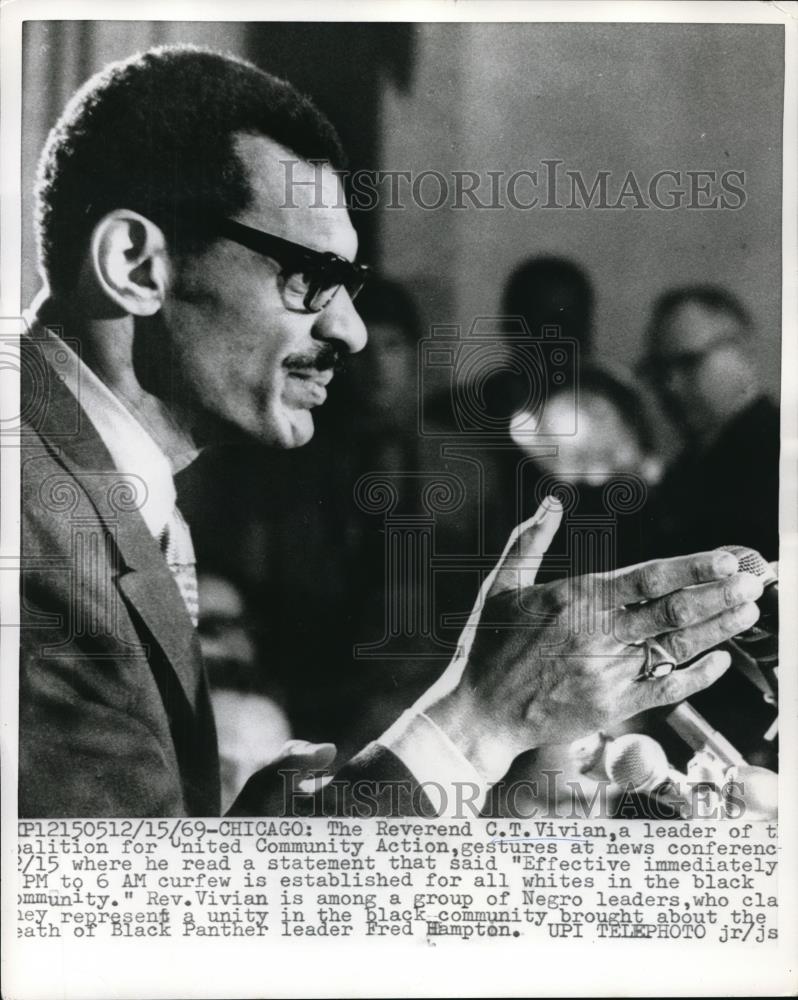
[271,739,337,772]
[412,496,563,714]
[488,495,563,597]
[226,741,338,815]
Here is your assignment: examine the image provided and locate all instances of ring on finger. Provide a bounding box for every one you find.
[637,637,677,681]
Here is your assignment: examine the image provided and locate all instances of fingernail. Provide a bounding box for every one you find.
[541,494,562,515]
[737,572,765,600]
[738,602,760,628]
[715,551,738,576]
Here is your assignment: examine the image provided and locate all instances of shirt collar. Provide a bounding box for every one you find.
[38,324,177,539]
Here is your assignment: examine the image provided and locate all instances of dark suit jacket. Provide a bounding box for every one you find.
[643,396,780,763]
[647,396,780,562]
[19,323,430,817]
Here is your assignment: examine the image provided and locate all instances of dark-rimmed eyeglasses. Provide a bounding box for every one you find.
[637,335,741,382]
[214,217,370,313]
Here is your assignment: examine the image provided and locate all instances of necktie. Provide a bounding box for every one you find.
[159,505,199,627]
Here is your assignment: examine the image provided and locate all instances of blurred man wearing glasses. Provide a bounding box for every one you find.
[640,286,779,561]
[638,287,779,767]
[19,48,764,817]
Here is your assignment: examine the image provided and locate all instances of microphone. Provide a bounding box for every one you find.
[665,546,779,768]
[723,764,778,819]
[719,545,778,642]
[604,733,686,797]
[604,732,735,819]
[605,733,692,817]
[665,700,746,769]
[718,546,778,706]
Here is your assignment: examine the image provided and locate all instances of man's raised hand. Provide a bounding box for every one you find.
[425,498,763,783]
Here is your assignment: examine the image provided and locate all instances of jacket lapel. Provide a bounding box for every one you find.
[22,327,203,712]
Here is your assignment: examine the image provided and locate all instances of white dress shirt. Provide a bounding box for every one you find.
[377,709,492,816]
[44,326,178,541]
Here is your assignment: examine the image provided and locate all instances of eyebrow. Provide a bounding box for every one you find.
[222,217,361,266]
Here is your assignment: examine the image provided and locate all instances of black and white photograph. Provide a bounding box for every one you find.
[1,1,795,997]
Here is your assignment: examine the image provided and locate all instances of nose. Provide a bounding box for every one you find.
[312,288,368,356]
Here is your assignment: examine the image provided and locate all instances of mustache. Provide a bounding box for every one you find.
[283,344,342,373]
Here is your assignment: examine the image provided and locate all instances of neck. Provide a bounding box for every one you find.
[35,290,199,473]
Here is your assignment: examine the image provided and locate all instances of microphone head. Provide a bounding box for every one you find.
[605,734,669,793]
[723,764,778,820]
[719,545,777,587]
[719,545,778,640]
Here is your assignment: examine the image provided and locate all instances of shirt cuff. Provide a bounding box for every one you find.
[377,710,492,817]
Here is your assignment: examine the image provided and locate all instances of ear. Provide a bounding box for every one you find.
[90,210,171,316]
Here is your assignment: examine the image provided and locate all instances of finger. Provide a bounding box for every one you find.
[446,495,562,676]
[489,495,563,597]
[606,549,739,608]
[637,650,733,711]
[653,601,760,665]
[614,572,763,643]
[272,740,337,773]
[228,742,338,815]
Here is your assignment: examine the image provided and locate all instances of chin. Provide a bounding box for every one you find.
[271,409,315,449]
[204,396,318,449]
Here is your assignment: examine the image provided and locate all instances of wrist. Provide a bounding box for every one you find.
[423,687,519,785]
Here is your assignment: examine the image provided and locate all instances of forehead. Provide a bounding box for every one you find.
[234,133,358,261]
[657,301,743,354]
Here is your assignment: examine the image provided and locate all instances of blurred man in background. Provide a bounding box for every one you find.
[503,256,594,355]
[507,361,662,573]
[639,286,779,765]
[482,256,594,423]
[640,285,779,561]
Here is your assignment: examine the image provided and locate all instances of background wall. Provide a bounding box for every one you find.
[381,22,783,394]
[23,22,783,393]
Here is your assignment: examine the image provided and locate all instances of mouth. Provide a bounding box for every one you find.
[286,369,333,406]
[289,368,334,386]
